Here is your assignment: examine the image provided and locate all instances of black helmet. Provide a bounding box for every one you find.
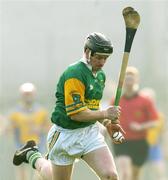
[84,32,113,56]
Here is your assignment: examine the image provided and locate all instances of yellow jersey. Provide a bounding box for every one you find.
[9,103,49,144]
[147,112,164,145]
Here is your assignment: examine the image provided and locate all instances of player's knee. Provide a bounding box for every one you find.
[100,170,119,180]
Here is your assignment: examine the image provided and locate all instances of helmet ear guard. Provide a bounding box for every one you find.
[84,32,113,56]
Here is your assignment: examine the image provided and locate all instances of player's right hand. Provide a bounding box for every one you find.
[103,106,121,123]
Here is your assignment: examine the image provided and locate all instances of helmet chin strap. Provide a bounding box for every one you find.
[86,51,91,64]
[84,50,96,73]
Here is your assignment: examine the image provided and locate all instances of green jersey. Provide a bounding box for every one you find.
[51,58,106,129]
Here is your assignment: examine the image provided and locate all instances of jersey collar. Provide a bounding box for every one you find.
[80,57,98,77]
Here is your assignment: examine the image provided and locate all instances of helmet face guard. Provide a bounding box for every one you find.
[85,32,113,56]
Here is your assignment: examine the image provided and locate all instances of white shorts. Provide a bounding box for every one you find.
[47,122,107,166]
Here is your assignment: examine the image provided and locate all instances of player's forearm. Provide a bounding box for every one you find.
[70,108,105,122]
[141,120,159,130]
[70,106,120,123]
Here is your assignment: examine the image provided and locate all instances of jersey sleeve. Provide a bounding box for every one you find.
[145,97,158,121]
[8,112,20,128]
[64,78,87,116]
[146,112,164,145]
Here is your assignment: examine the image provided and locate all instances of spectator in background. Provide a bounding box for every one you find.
[110,66,159,180]
[141,88,167,180]
[8,82,50,180]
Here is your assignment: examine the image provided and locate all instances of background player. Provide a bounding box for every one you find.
[141,87,167,180]
[9,82,50,180]
[110,66,159,180]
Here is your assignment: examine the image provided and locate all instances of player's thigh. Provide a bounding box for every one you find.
[82,146,118,179]
[52,163,74,180]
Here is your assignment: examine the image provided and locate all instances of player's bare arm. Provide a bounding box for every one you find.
[70,106,120,122]
[130,120,159,131]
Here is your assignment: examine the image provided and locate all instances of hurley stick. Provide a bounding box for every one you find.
[114,7,140,106]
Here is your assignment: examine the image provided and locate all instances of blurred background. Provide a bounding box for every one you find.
[0,0,168,179]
